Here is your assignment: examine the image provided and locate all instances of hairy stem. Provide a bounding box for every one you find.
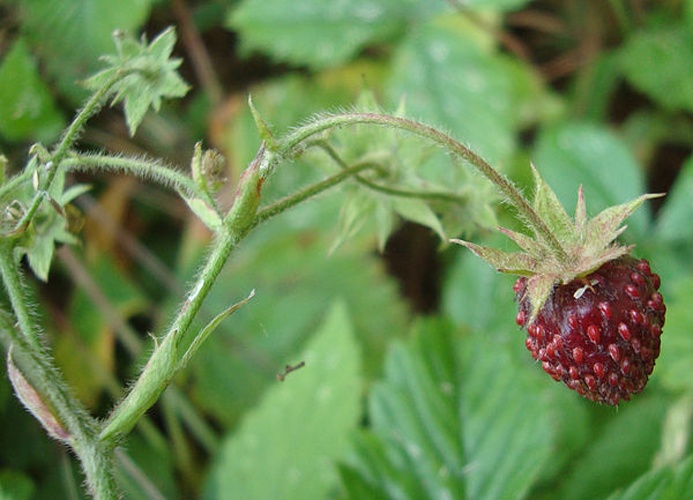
[63,153,200,197]
[16,72,125,232]
[252,161,376,229]
[0,307,117,498]
[281,112,568,259]
[99,148,267,444]
[312,140,469,205]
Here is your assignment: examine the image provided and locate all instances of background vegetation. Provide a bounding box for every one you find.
[1,0,693,498]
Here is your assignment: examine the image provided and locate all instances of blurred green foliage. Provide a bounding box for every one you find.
[1,0,693,499]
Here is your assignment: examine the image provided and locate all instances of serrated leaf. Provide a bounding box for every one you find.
[344,320,466,499]
[84,28,189,135]
[558,396,669,500]
[0,38,65,142]
[344,319,554,499]
[202,302,362,500]
[606,455,693,500]
[190,223,407,428]
[228,0,442,69]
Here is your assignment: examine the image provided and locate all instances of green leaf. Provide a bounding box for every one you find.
[653,277,693,394]
[0,469,36,500]
[656,155,693,244]
[190,220,407,428]
[343,320,466,499]
[607,455,693,500]
[84,28,190,135]
[343,319,555,499]
[0,38,64,142]
[442,241,518,333]
[620,23,693,112]
[391,197,446,241]
[532,121,651,242]
[203,302,362,500]
[228,0,442,69]
[387,15,535,165]
[114,435,177,500]
[459,326,554,499]
[18,0,154,102]
[558,396,669,500]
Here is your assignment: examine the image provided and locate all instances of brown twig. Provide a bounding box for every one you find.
[277,361,306,381]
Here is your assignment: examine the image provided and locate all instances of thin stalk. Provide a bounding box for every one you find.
[99,226,239,443]
[99,147,268,444]
[252,162,376,229]
[0,242,42,348]
[16,71,125,232]
[63,154,200,197]
[280,112,568,260]
[311,140,469,205]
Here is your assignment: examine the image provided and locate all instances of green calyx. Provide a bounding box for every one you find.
[451,164,662,319]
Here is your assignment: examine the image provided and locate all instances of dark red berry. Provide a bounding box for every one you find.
[514,256,665,405]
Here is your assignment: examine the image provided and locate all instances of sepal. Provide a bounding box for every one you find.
[450,239,538,275]
[530,163,574,242]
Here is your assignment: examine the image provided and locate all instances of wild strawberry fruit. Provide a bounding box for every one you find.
[452,165,665,404]
[514,256,665,404]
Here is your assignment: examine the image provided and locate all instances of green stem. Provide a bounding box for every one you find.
[280,112,568,259]
[98,146,268,443]
[311,140,469,205]
[252,161,376,229]
[16,71,125,232]
[99,226,239,443]
[0,242,41,348]
[63,154,200,197]
[0,307,117,499]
